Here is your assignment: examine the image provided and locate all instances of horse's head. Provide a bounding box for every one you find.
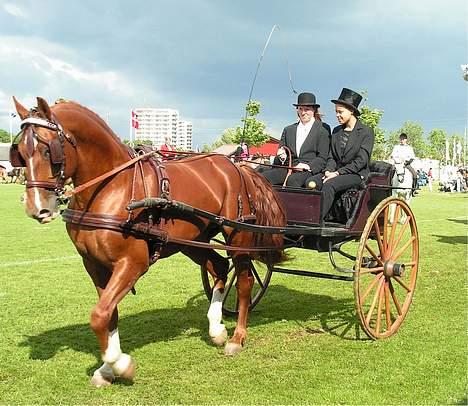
[11,97,77,223]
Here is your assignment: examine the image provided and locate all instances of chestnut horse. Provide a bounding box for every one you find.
[12,97,286,387]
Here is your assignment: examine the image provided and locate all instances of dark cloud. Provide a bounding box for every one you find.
[1,0,466,147]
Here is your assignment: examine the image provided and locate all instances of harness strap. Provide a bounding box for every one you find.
[61,208,280,252]
[65,150,157,197]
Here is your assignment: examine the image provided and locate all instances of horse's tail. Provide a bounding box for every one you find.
[239,165,288,265]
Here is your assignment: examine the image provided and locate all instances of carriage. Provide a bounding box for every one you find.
[200,161,419,340]
[10,97,419,386]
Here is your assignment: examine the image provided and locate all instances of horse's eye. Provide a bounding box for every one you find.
[43,149,50,159]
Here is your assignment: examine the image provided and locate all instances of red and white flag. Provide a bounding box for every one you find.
[131,110,139,129]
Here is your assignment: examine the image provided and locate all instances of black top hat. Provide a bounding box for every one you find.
[331,88,362,116]
[293,92,320,108]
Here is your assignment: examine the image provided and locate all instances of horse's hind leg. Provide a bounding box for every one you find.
[224,254,253,356]
[182,247,229,346]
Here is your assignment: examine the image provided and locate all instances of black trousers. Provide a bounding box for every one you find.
[261,168,312,187]
[305,173,363,220]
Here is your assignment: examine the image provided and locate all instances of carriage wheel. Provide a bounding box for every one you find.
[201,258,273,317]
[354,196,419,339]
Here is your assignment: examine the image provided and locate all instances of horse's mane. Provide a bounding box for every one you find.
[52,99,124,145]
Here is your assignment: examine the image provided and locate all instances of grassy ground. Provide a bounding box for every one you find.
[0,184,466,405]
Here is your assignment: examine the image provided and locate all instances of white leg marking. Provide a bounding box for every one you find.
[102,329,122,364]
[101,329,133,377]
[207,288,226,338]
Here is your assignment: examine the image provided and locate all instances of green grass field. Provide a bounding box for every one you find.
[0,184,466,405]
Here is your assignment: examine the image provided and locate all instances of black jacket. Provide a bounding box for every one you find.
[326,119,374,177]
[274,120,330,175]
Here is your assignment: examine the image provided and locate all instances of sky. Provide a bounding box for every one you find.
[0,0,467,149]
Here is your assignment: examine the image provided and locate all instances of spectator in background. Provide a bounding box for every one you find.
[427,167,433,192]
[159,135,175,159]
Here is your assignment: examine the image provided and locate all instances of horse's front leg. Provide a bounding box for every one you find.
[87,260,146,387]
[224,254,253,356]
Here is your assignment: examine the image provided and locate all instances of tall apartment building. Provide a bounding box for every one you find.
[176,120,193,150]
[133,108,192,150]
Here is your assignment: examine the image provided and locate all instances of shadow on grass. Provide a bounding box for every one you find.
[19,285,365,372]
[448,217,467,225]
[432,234,467,245]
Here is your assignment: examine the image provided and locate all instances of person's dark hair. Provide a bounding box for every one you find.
[399,133,408,140]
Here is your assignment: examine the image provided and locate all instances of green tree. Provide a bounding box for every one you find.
[123,138,153,146]
[387,121,427,158]
[0,129,12,143]
[207,100,270,151]
[358,94,386,160]
[427,128,447,160]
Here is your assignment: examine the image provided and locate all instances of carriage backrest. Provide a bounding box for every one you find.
[368,161,394,186]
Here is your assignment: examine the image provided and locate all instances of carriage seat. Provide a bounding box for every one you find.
[325,161,393,224]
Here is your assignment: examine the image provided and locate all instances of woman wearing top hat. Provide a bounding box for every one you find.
[261,92,330,187]
[305,88,374,222]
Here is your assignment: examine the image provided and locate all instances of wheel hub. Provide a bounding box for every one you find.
[383,260,405,277]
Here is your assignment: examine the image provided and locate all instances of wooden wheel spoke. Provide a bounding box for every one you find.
[388,205,400,250]
[373,221,385,258]
[364,243,383,266]
[391,236,415,261]
[384,281,392,330]
[365,277,385,325]
[388,279,403,315]
[393,276,411,292]
[359,266,384,274]
[360,274,384,304]
[383,206,388,253]
[391,216,411,252]
[375,281,385,333]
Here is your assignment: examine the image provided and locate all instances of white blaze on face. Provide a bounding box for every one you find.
[207,287,226,338]
[26,135,43,211]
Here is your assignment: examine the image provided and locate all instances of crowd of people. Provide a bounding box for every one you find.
[439,165,467,192]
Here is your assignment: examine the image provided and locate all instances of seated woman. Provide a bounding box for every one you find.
[305,88,374,221]
[261,92,330,187]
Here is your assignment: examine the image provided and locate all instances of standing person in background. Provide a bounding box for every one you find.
[390,133,418,195]
[261,92,330,187]
[159,135,175,159]
[427,167,433,192]
[305,88,374,222]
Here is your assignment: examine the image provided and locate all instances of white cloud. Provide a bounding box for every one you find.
[3,3,27,19]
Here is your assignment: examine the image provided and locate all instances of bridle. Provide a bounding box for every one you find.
[9,115,76,196]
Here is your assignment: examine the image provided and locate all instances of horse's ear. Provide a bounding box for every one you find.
[36,97,52,120]
[12,96,29,120]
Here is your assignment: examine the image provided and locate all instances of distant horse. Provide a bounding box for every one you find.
[12,97,286,387]
[390,160,413,224]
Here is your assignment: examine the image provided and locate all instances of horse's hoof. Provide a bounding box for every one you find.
[119,358,136,381]
[211,328,228,346]
[90,373,113,388]
[224,342,243,356]
[113,354,136,381]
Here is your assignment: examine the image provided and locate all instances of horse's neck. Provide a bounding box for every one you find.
[59,109,129,184]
